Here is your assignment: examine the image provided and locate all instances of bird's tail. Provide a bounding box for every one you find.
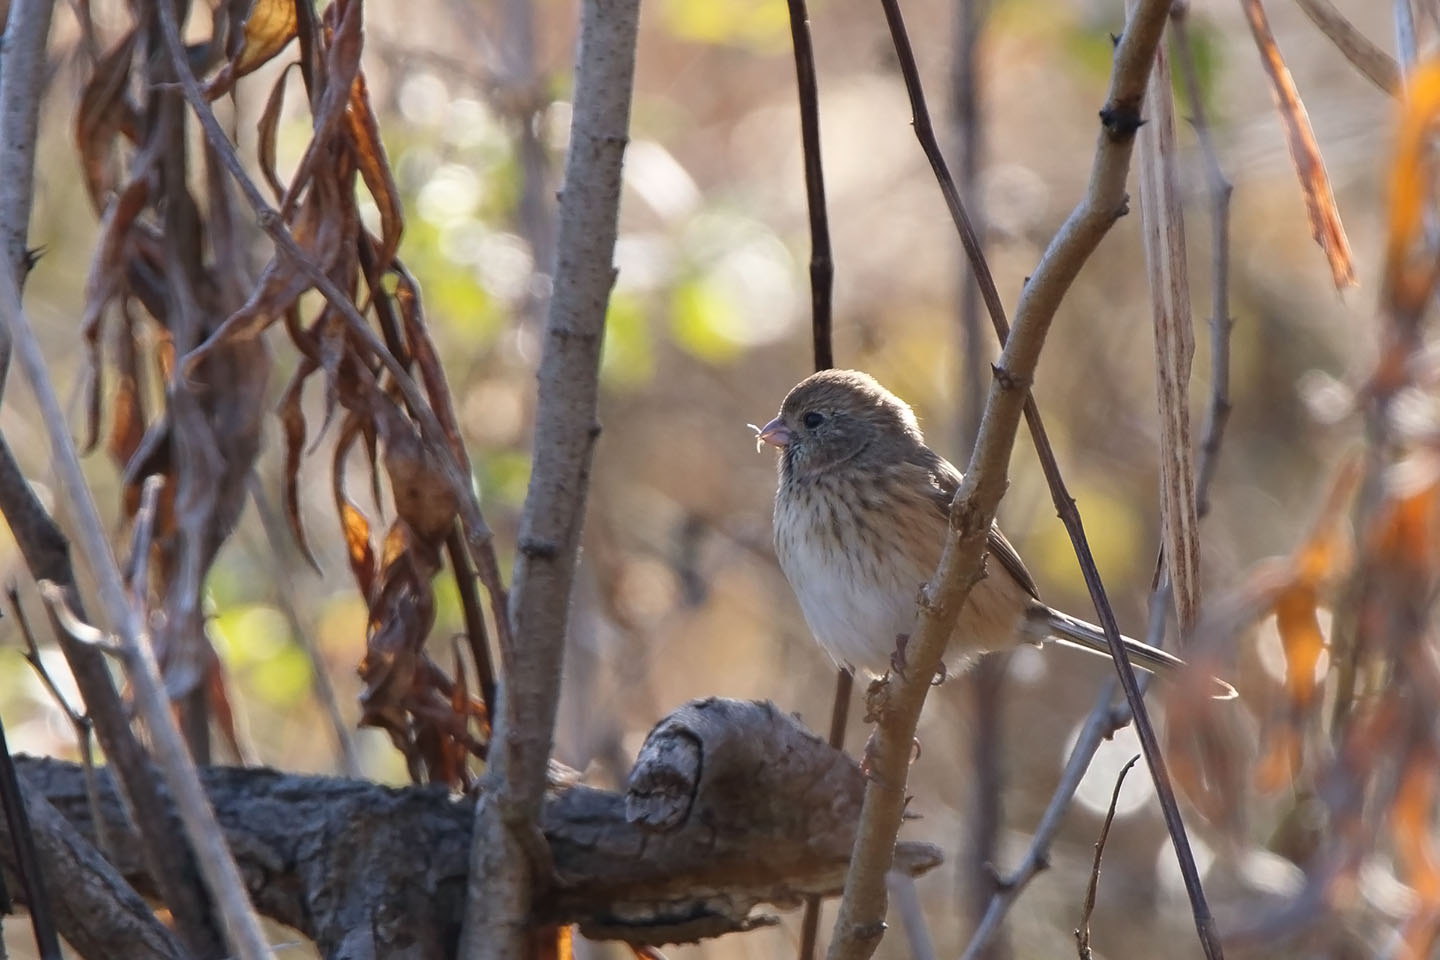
[1023,603,1237,700]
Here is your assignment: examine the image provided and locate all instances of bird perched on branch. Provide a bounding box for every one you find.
[755,368,1229,695]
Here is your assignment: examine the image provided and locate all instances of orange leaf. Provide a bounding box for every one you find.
[1274,585,1326,705]
[1242,0,1356,289]
[1385,60,1440,323]
[1393,754,1440,903]
[203,0,298,100]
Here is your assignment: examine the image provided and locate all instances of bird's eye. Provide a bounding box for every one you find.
[802,411,825,429]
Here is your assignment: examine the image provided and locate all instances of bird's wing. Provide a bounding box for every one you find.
[910,447,1042,602]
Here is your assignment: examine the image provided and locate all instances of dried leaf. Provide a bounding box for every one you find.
[75,30,139,211]
[278,355,322,572]
[257,62,298,201]
[203,0,299,100]
[106,304,148,468]
[346,71,404,269]
[335,417,377,601]
[377,396,458,543]
[1241,0,1357,289]
[279,0,364,219]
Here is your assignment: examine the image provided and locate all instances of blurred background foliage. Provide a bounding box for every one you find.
[0,0,1403,955]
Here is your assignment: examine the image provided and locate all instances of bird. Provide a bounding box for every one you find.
[755,368,1227,693]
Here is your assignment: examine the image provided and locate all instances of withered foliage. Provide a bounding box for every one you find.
[74,0,493,783]
[1168,61,1440,957]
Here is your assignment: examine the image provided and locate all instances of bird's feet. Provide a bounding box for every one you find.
[858,729,924,784]
[889,633,910,678]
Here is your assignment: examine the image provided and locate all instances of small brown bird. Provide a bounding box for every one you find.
[757,368,1205,685]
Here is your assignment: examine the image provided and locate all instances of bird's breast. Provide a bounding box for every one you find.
[773,472,939,673]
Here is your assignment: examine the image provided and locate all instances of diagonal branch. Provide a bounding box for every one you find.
[2,226,273,959]
[457,0,638,955]
[1292,0,1401,96]
[826,1,1221,958]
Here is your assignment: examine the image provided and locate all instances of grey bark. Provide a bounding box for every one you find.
[10,700,939,959]
[459,0,639,955]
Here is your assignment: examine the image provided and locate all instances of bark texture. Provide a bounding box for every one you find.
[6,699,941,958]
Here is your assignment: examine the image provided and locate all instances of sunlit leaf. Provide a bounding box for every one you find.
[1384,60,1440,326]
[1241,0,1356,289]
[203,0,299,100]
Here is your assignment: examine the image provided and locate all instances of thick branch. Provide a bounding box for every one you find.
[17,700,940,959]
[459,0,638,956]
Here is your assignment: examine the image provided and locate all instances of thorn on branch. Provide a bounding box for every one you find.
[1099,104,1146,141]
[990,362,1032,392]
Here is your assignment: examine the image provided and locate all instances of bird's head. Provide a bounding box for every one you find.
[754,369,925,479]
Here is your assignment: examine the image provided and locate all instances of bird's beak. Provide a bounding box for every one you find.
[755,417,793,449]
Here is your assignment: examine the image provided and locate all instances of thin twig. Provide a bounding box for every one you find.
[6,587,113,859]
[1293,0,1401,96]
[857,2,1222,959]
[247,477,360,777]
[1171,2,1234,521]
[2,258,275,958]
[967,10,1239,949]
[0,0,57,400]
[1074,754,1141,960]
[0,713,62,960]
[786,0,834,371]
[456,0,639,954]
[825,2,1207,958]
[959,685,1131,959]
[0,436,224,955]
[126,474,162,606]
[947,3,1009,955]
[886,871,939,960]
[447,525,498,723]
[785,0,841,953]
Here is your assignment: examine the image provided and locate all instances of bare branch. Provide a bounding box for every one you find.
[246,477,360,776]
[1171,2,1235,521]
[825,2,1217,958]
[1074,754,1141,959]
[0,439,225,955]
[1293,0,1401,96]
[2,230,273,960]
[6,587,114,860]
[458,0,638,954]
[959,688,1133,960]
[0,0,56,398]
[785,0,844,952]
